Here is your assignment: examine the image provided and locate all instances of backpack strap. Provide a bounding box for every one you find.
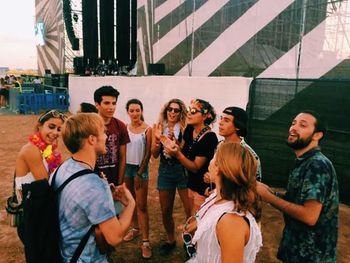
[55,169,94,193]
[52,167,98,263]
[70,225,95,263]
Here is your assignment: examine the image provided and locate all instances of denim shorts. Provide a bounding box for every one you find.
[157,159,187,190]
[125,163,149,180]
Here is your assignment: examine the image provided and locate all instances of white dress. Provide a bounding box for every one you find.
[187,195,262,263]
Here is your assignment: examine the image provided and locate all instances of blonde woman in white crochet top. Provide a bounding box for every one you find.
[185,142,262,263]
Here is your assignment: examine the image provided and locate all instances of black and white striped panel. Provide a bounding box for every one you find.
[36,0,65,75]
[136,0,350,78]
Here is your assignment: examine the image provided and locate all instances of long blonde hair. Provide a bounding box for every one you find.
[157,98,187,132]
[215,142,261,221]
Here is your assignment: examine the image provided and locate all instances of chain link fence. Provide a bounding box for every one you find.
[246,78,350,204]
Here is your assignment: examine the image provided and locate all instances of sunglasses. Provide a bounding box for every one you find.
[182,232,196,258]
[186,107,201,115]
[167,107,181,113]
[39,110,67,123]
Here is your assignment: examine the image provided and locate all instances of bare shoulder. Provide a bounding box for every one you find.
[219,213,247,228]
[142,122,150,129]
[217,213,249,238]
[18,143,41,160]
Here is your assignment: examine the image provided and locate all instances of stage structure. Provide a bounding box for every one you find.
[37,0,350,78]
[60,0,138,74]
[35,0,65,76]
[137,0,350,78]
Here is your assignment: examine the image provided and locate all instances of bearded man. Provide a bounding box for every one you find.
[257,110,339,263]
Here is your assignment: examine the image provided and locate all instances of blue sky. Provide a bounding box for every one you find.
[0,0,36,69]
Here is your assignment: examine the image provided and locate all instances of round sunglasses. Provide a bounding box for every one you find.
[186,107,201,115]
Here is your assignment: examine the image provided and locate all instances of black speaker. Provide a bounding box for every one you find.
[51,74,60,86]
[72,38,80,51]
[148,63,165,75]
[73,57,86,75]
[45,69,51,75]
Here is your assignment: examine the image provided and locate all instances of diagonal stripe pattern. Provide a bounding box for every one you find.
[176,0,295,76]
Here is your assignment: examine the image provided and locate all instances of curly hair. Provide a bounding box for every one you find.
[215,142,262,221]
[190,98,216,125]
[157,98,187,132]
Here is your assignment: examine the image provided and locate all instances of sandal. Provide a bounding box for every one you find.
[141,241,152,259]
[123,228,140,241]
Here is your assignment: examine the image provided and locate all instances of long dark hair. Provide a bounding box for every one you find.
[126,98,144,121]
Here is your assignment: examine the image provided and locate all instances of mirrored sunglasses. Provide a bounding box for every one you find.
[185,244,196,258]
[186,107,201,115]
[182,232,192,245]
[167,107,181,113]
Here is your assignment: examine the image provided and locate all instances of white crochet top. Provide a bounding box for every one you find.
[187,194,262,263]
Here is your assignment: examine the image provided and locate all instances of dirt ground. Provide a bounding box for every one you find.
[0,114,349,263]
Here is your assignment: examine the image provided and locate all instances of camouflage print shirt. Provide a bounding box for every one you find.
[277,147,339,263]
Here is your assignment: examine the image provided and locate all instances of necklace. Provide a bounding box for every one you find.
[187,125,210,155]
[28,132,61,173]
[130,121,143,128]
[72,157,94,170]
[196,195,223,220]
[193,125,209,144]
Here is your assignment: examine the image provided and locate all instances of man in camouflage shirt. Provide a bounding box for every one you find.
[257,110,339,262]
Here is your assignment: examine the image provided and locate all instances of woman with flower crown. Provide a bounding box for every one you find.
[14,110,66,240]
[164,99,218,215]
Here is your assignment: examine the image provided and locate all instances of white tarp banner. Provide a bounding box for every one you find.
[69,76,252,130]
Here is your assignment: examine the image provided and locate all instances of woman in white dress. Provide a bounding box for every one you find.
[184,142,262,263]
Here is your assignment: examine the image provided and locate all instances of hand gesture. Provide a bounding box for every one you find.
[203,172,211,183]
[153,123,162,141]
[100,171,108,182]
[163,141,180,157]
[110,183,135,207]
[160,134,176,149]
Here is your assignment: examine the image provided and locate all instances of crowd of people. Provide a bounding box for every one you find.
[12,85,339,263]
[0,75,23,108]
[0,75,43,109]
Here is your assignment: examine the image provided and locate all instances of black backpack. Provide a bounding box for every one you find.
[21,168,95,263]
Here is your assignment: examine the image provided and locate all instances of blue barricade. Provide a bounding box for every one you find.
[17,93,69,114]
